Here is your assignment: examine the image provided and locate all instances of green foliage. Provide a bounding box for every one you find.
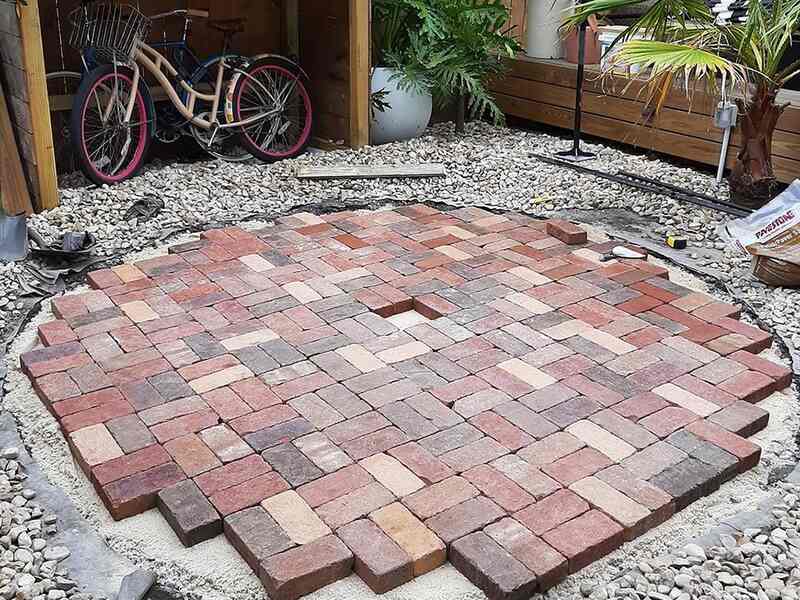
[563,0,800,99]
[372,0,522,125]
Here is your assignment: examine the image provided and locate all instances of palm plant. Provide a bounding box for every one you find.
[565,0,800,207]
[373,0,521,133]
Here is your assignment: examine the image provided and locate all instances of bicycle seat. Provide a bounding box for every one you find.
[207,18,246,34]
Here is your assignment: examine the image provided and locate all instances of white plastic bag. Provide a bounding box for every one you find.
[719,180,800,265]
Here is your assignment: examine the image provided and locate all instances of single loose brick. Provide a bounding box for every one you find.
[258,535,353,600]
[157,479,222,547]
[337,519,414,593]
[369,502,446,577]
[546,220,587,245]
[449,531,537,600]
[541,510,624,573]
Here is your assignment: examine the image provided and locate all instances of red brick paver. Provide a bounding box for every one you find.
[20,207,785,598]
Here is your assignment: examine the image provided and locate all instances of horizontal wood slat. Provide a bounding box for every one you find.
[492,56,800,183]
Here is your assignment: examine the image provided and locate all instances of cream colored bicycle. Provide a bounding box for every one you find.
[69,1,313,185]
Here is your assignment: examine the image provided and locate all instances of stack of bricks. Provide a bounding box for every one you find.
[22,205,790,600]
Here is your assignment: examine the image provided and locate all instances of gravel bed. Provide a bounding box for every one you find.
[1,122,797,358]
[582,482,800,600]
[0,445,95,600]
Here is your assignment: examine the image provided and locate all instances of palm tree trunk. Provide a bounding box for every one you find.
[729,84,787,208]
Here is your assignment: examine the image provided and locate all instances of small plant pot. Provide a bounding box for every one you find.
[370,67,432,145]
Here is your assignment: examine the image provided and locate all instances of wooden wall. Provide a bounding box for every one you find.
[491,56,800,183]
[300,1,350,145]
[40,0,284,73]
[503,0,528,47]
[0,0,54,211]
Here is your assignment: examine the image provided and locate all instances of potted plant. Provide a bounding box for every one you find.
[371,0,434,145]
[565,0,800,208]
[371,0,522,141]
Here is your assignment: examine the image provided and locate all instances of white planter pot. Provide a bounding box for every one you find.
[370,67,432,145]
[526,0,573,59]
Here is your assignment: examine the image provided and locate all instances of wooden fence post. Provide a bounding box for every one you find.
[348,0,370,148]
[0,79,34,215]
[18,0,58,211]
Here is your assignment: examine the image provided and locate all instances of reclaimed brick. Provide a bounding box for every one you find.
[316,481,395,529]
[426,495,505,544]
[209,471,290,516]
[463,464,535,512]
[450,531,537,600]
[484,518,568,591]
[262,490,331,545]
[337,519,414,593]
[157,479,222,547]
[569,476,651,540]
[224,507,294,572]
[262,441,323,486]
[98,462,186,520]
[541,510,624,573]
[370,502,446,576]
[541,447,612,486]
[258,535,353,600]
[194,454,272,496]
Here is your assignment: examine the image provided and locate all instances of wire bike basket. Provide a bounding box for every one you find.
[69,2,151,65]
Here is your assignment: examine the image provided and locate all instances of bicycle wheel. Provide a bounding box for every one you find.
[232,56,313,162]
[46,71,82,174]
[185,54,250,162]
[70,65,154,186]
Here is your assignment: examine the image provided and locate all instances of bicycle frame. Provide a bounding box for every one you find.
[125,41,279,131]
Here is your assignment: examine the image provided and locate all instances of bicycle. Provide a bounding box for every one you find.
[49,5,251,164]
[68,2,313,186]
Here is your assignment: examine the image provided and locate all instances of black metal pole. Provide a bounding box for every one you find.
[556,6,595,162]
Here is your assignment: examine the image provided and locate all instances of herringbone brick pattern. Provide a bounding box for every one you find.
[22,206,788,600]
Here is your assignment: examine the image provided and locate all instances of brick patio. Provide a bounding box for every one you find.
[21,205,789,600]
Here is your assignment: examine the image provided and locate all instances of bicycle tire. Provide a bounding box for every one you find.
[185,54,250,162]
[70,64,155,186]
[232,56,313,163]
[47,71,82,174]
